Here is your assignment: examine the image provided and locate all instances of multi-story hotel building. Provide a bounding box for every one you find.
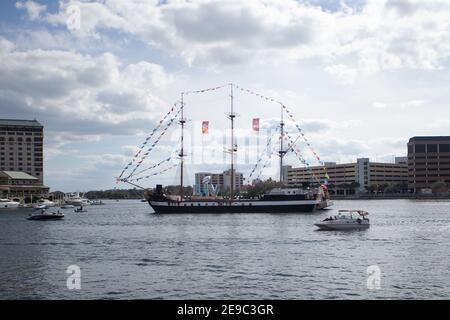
[194,169,244,195]
[407,136,450,192]
[0,119,44,183]
[285,157,408,193]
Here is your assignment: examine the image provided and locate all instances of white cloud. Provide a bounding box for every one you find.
[0,38,171,136]
[16,1,47,21]
[325,64,358,85]
[37,0,450,77]
[0,37,15,56]
[372,99,425,109]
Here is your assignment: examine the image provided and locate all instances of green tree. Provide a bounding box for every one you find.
[431,180,448,194]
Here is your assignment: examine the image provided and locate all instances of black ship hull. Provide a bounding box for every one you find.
[148,199,319,214]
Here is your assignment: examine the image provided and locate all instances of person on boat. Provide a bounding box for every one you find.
[80,205,83,211]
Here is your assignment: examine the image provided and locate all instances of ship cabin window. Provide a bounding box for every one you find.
[183,204,186,206]
[191,203,194,206]
[198,203,201,206]
[205,203,208,206]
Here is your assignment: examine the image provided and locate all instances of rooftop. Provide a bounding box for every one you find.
[409,136,450,142]
[0,171,38,180]
[0,119,43,128]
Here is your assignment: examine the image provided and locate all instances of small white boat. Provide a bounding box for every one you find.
[315,210,370,230]
[90,200,104,205]
[74,207,87,213]
[61,204,75,209]
[65,193,91,206]
[0,198,20,209]
[35,199,56,208]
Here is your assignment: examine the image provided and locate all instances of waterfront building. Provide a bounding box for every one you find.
[0,119,47,201]
[285,157,408,194]
[194,169,244,195]
[407,136,450,193]
[0,119,44,183]
[0,170,49,200]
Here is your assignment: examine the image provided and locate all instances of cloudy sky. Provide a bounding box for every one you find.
[1,0,450,192]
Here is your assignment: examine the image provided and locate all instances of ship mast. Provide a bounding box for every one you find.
[179,93,186,200]
[228,83,236,202]
[279,104,286,185]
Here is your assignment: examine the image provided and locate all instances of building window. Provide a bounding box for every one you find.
[427,144,438,153]
[439,144,450,153]
[415,144,426,153]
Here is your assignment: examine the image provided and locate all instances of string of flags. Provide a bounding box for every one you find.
[283,132,322,184]
[182,84,230,96]
[233,83,325,165]
[124,107,182,180]
[117,102,180,182]
[117,82,328,186]
[124,156,173,181]
[127,163,179,182]
[245,132,275,182]
[233,83,329,178]
[253,150,276,182]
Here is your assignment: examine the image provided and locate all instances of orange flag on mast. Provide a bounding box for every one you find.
[202,121,209,134]
[252,118,260,132]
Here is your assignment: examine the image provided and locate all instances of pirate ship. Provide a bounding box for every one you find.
[117,83,332,214]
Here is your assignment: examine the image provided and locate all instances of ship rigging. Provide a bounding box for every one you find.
[116,83,332,213]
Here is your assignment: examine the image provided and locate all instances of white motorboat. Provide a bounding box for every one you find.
[0,198,20,209]
[35,199,56,208]
[27,209,64,221]
[90,200,104,205]
[64,193,91,206]
[315,210,370,230]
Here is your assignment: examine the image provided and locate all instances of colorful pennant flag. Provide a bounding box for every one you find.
[202,121,209,134]
[252,118,260,132]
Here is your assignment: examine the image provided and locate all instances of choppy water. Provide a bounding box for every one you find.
[0,199,449,299]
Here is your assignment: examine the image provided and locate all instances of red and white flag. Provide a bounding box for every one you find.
[252,118,260,132]
[202,121,209,134]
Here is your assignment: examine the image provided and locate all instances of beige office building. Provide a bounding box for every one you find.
[285,158,408,193]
